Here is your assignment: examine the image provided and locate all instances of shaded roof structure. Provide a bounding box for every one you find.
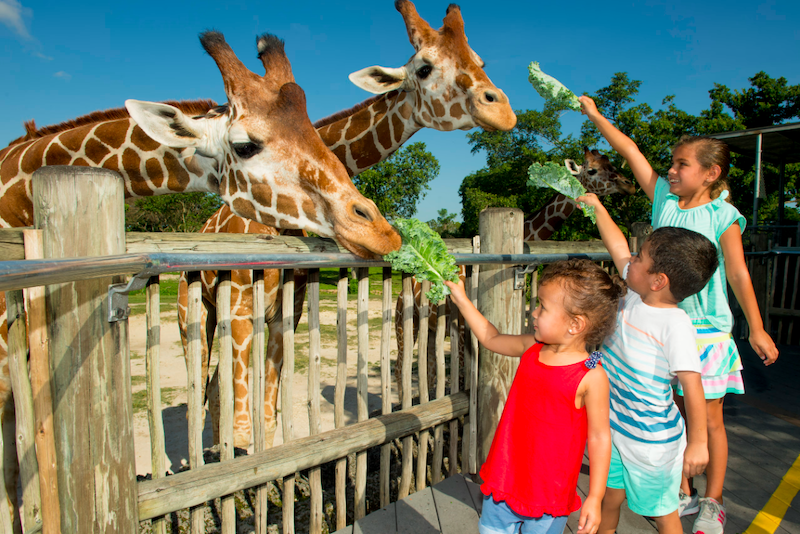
[708,122,800,226]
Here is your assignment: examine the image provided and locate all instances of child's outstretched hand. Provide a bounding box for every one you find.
[576,193,602,209]
[577,495,602,534]
[579,95,601,120]
[444,279,468,307]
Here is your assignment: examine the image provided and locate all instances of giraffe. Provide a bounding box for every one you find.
[0,31,401,529]
[177,0,518,450]
[394,147,636,402]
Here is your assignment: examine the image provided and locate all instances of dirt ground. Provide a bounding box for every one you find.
[128,290,406,477]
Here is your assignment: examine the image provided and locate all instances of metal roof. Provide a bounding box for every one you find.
[709,121,800,164]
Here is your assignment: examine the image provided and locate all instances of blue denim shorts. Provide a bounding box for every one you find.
[479,496,568,534]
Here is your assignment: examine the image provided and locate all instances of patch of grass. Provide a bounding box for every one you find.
[131,386,181,414]
[128,274,182,305]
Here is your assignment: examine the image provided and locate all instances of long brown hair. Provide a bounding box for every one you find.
[673,135,732,201]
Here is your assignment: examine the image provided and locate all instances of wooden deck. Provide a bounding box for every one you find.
[336,342,800,534]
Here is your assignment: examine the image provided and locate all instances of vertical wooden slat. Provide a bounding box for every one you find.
[145,276,167,534]
[787,255,799,341]
[334,268,348,531]
[399,273,414,498]
[416,281,431,491]
[380,267,393,508]
[468,255,480,475]
[431,298,446,485]
[216,271,236,534]
[251,270,269,534]
[281,269,296,534]
[448,304,460,477]
[23,228,60,534]
[186,271,205,534]
[0,407,13,533]
[7,289,41,533]
[355,268,369,519]
[307,269,323,534]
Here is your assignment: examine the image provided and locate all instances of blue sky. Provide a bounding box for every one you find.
[2,0,799,223]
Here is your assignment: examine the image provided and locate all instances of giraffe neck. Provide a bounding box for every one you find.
[315,90,423,177]
[523,194,578,242]
[0,117,219,228]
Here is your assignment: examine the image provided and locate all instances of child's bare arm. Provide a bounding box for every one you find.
[577,193,631,274]
[675,371,708,478]
[579,96,658,201]
[578,368,611,534]
[445,279,536,357]
[720,224,779,365]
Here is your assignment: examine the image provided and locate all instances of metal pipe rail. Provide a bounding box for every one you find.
[0,250,613,292]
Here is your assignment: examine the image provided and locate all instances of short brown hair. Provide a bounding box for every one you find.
[539,259,626,347]
[645,227,719,302]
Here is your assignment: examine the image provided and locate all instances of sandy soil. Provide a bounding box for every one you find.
[128,290,407,477]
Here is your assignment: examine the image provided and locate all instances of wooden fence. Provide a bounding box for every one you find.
[0,167,794,534]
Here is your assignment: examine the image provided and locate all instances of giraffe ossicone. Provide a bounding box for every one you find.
[179,0,518,452]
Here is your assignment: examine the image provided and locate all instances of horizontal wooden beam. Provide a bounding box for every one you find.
[137,391,469,520]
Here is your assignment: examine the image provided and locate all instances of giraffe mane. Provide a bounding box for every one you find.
[7,99,219,147]
[313,91,399,129]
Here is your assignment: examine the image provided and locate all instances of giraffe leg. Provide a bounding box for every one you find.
[230,315,254,450]
[177,274,216,438]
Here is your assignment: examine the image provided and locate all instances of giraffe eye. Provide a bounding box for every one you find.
[232,142,261,159]
[417,65,433,80]
[587,169,598,176]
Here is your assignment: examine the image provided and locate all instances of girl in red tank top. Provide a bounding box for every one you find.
[446,259,625,534]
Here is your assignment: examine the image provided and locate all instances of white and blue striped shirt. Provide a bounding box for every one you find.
[602,285,701,446]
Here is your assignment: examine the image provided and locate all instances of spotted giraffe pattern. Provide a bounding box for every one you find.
[179,0,518,450]
[0,31,401,529]
[394,148,636,402]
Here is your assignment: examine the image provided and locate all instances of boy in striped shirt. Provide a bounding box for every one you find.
[577,193,718,534]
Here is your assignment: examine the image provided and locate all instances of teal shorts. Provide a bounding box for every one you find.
[607,438,683,517]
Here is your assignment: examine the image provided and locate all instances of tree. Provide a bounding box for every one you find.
[427,208,461,238]
[352,142,439,221]
[125,192,224,232]
[709,72,800,129]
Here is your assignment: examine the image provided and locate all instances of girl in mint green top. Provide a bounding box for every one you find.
[580,94,778,534]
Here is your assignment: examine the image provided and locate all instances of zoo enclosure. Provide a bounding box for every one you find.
[0,166,795,534]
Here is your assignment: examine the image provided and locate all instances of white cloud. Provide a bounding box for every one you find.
[0,0,31,40]
[53,71,71,81]
[33,50,52,61]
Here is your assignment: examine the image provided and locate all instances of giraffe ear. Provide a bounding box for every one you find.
[126,99,207,149]
[565,159,582,177]
[348,65,408,94]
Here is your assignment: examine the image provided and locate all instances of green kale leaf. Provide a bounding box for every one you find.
[527,162,596,223]
[527,61,581,111]
[383,218,460,303]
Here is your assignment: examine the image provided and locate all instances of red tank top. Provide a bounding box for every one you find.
[480,343,592,518]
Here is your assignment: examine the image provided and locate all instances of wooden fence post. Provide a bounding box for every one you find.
[32,166,137,533]
[476,208,524,468]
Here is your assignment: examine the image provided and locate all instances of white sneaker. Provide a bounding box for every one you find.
[679,489,700,517]
[693,497,726,534]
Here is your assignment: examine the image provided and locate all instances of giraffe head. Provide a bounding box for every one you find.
[565,147,635,196]
[126,32,400,258]
[347,0,516,133]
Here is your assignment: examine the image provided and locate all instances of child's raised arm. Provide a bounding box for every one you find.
[580,96,659,201]
[577,193,631,274]
[445,279,537,358]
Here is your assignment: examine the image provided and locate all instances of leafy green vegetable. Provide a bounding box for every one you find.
[527,62,581,111]
[384,218,460,303]
[527,162,596,223]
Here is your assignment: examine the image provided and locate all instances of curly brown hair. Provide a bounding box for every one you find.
[538,259,627,347]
